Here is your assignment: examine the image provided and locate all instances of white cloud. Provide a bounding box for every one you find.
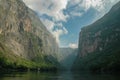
[23,0,69,21]
[52,28,68,44]
[23,0,120,47]
[55,23,63,28]
[23,0,69,45]
[40,19,68,44]
[69,43,78,49]
[111,0,120,3]
[69,11,83,17]
[67,0,120,17]
[41,19,55,32]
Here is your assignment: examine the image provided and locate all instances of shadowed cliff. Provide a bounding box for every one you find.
[73,2,120,73]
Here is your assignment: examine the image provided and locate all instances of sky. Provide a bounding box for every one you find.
[23,0,120,48]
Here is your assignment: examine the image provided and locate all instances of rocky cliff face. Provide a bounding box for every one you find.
[0,0,58,69]
[78,1,120,57]
[73,2,120,72]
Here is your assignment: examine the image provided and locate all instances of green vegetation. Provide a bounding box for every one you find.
[0,42,57,72]
[0,0,59,72]
[73,45,120,73]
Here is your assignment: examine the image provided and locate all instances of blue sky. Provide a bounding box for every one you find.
[23,0,120,48]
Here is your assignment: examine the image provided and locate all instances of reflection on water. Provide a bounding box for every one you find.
[0,71,120,80]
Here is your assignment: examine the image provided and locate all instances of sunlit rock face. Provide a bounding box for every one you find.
[0,0,58,62]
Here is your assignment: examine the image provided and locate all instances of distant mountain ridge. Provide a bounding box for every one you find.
[58,48,77,70]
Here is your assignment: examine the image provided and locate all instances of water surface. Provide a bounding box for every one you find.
[0,71,120,80]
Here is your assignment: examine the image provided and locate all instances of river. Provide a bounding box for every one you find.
[0,71,120,80]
